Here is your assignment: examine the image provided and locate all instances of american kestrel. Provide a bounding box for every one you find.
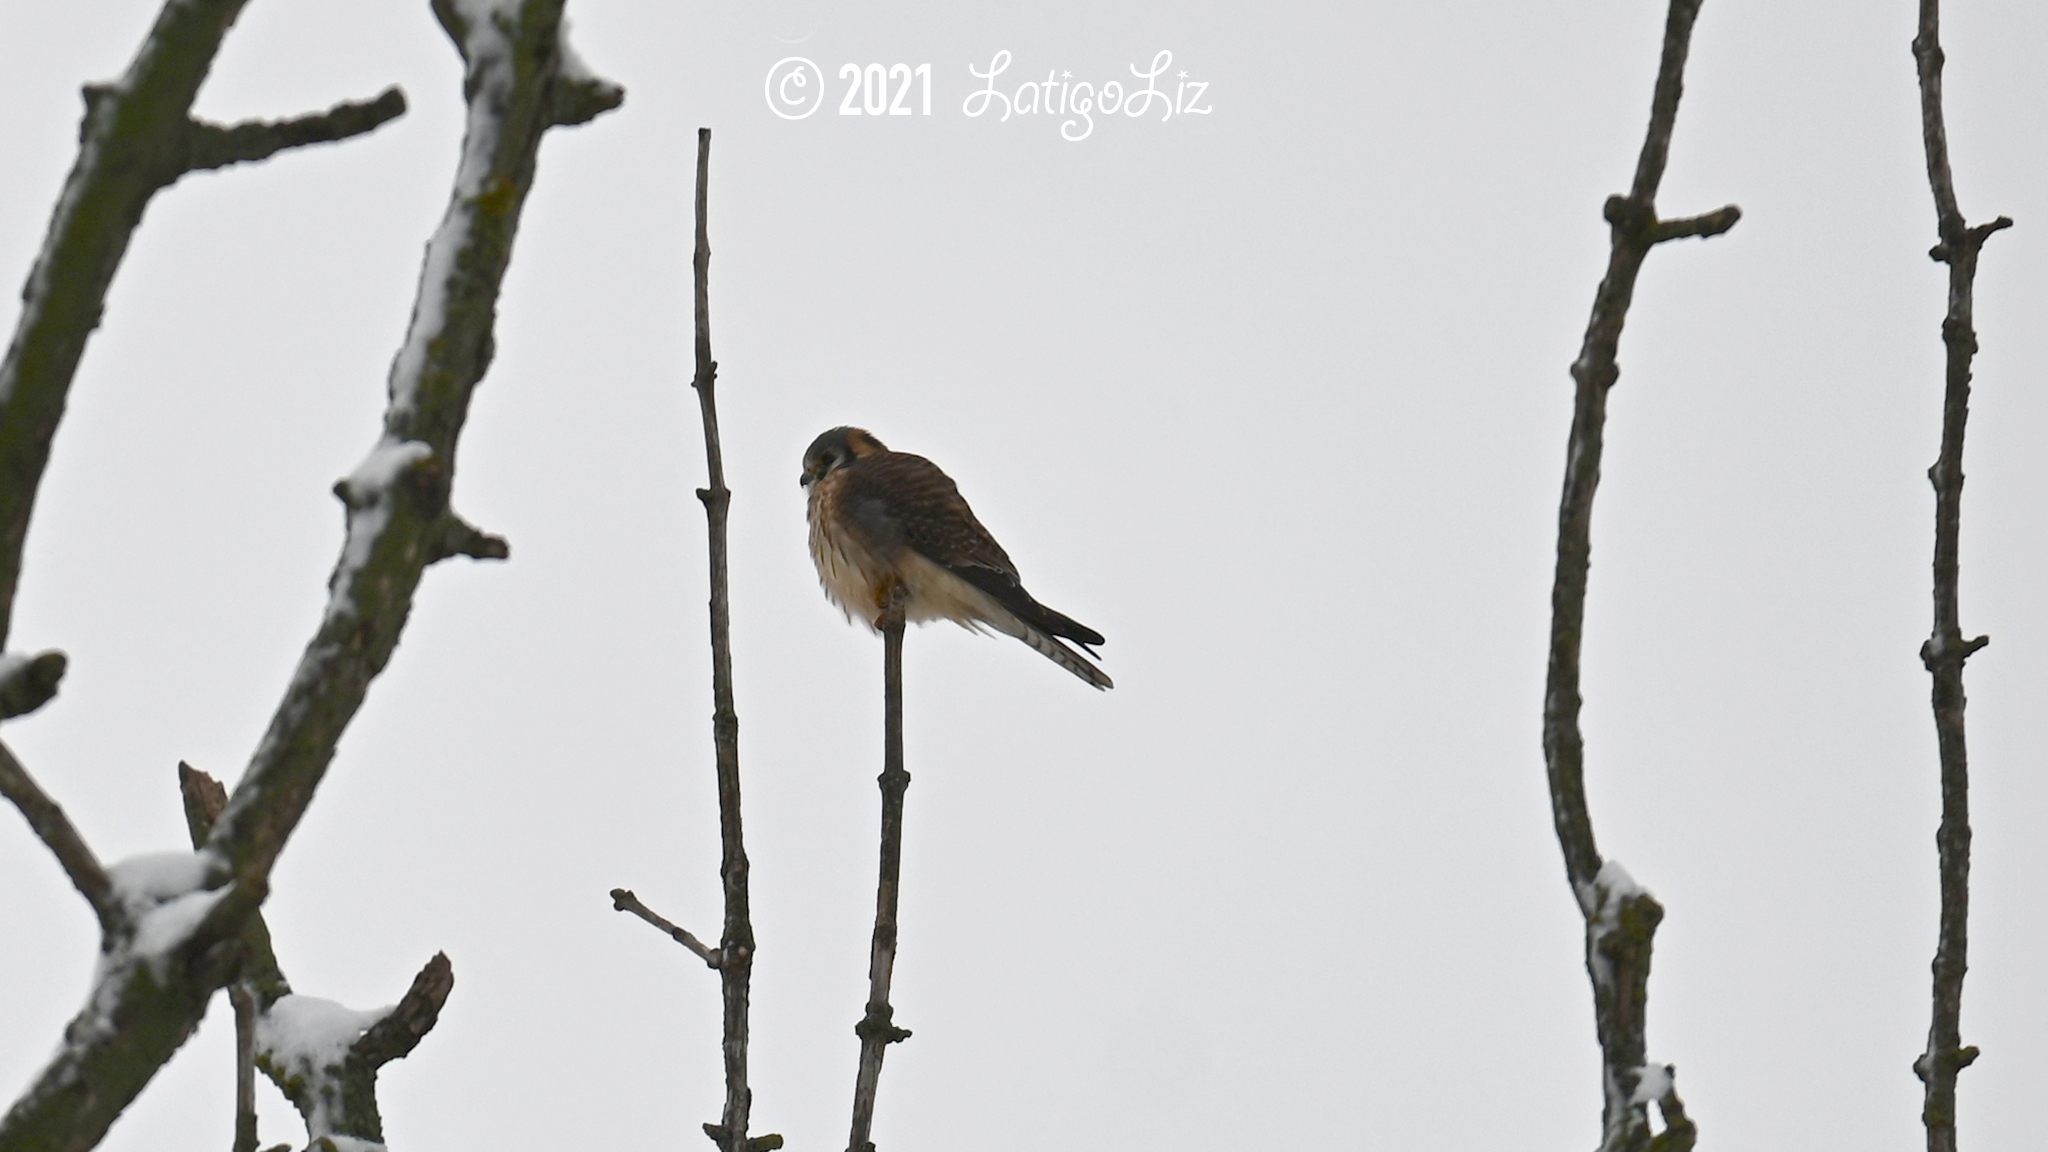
[801,427,1112,690]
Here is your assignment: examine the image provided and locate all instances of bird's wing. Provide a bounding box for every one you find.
[842,451,1018,577]
[844,452,1105,652]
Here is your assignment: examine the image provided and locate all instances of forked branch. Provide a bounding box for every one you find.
[0,5,616,1148]
[686,127,776,1152]
[606,128,779,1152]
[183,764,450,1151]
[1541,1,1734,1149]
[0,0,406,651]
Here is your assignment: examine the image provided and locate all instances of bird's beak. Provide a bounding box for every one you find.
[799,471,813,489]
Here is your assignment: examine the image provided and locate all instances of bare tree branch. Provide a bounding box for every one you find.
[1541,1,1734,1149]
[200,0,618,893]
[611,887,721,967]
[182,763,289,1152]
[183,88,408,173]
[253,953,455,1147]
[847,583,914,1152]
[609,127,780,1152]
[183,761,454,1148]
[0,649,69,718]
[1908,5,2008,1150]
[684,126,779,1152]
[230,985,261,1152]
[0,0,407,651]
[351,953,457,1067]
[0,5,615,1148]
[0,737,113,931]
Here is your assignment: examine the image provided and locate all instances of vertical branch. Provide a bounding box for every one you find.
[687,128,774,1152]
[181,763,274,1152]
[1909,5,2009,1150]
[1540,2,1735,1150]
[848,584,913,1152]
[229,985,258,1152]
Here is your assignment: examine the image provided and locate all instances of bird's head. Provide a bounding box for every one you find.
[800,426,887,488]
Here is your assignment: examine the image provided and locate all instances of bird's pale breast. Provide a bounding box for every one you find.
[808,470,892,624]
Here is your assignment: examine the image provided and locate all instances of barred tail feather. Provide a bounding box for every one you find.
[1019,626,1113,690]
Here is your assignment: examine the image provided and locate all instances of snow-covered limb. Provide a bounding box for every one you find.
[0,829,259,1152]
[0,0,406,653]
[0,2,615,1148]
[257,994,386,1141]
[1575,856,1647,921]
[200,0,621,907]
[182,764,450,1152]
[1576,857,1687,1152]
[255,955,456,1148]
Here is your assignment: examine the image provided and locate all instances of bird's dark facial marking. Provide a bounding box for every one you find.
[802,426,882,488]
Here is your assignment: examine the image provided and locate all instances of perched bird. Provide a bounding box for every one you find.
[801,426,1112,690]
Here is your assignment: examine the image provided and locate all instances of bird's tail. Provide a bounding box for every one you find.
[1018,626,1114,690]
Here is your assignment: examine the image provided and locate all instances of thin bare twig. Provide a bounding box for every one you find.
[610,887,720,967]
[252,952,456,1146]
[176,764,269,1152]
[0,737,112,931]
[686,127,778,1152]
[1909,5,2008,1149]
[605,125,780,1152]
[848,584,914,1152]
[229,985,259,1152]
[1541,1,1735,1149]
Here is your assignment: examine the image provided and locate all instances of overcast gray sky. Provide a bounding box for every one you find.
[4,1,2048,1149]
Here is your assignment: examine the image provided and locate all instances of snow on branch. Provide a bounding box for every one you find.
[255,955,456,1149]
[204,0,621,911]
[0,4,617,1149]
[183,763,450,1152]
[1540,1,1731,1149]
